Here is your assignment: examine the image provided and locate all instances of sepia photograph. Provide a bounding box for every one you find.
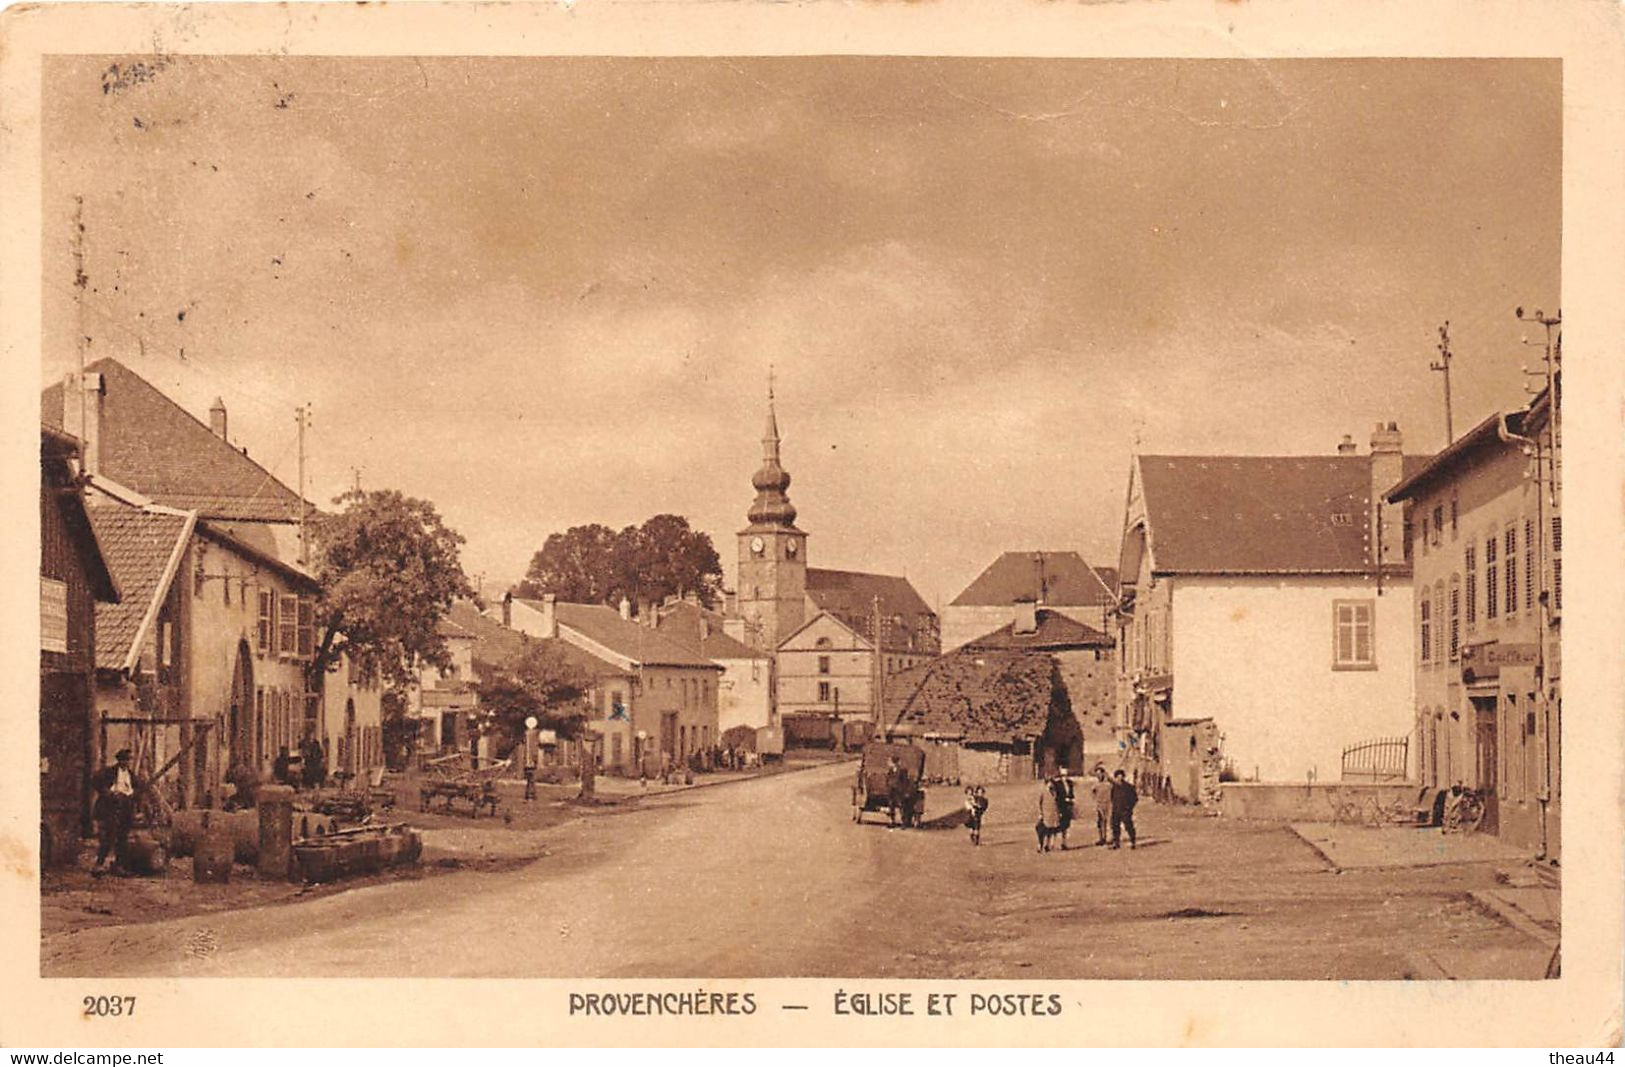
[7,1,1624,1047]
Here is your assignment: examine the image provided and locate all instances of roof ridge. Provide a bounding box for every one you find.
[85,357,311,511]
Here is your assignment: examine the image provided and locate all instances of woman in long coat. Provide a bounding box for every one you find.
[1036,776,1062,852]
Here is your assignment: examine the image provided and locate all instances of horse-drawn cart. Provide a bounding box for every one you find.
[418,753,509,817]
[851,741,926,827]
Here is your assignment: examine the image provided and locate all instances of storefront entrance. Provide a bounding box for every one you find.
[1471,695,1499,834]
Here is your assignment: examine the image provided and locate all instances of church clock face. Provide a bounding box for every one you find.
[785,539,798,558]
[750,536,765,556]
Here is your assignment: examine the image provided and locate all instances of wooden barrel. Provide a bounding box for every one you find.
[117,829,169,875]
[192,824,233,883]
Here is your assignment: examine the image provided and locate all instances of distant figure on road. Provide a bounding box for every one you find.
[885,756,908,829]
[1090,765,1113,846]
[1053,767,1076,850]
[964,786,989,846]
[1109,769,1138,849]
[1036,776,1063,852]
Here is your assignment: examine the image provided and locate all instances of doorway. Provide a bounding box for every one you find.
[229,640,254,773]
[1471,695,1499,834]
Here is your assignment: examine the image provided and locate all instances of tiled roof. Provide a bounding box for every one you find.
[42,358,312,522]
[509,599,720,670]
[805,567,936,652]
[965,609,1112,651]
[448,601,625,679]
[1383,414,1510,503]
[950,551,1118,607]
[1137,454,1431,575]
[653,601,769,661]
[43,427,120,603]
[84,495,193,672]
[885,650,1059,744]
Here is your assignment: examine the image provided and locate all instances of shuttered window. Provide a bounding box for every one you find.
[257,590,273,655]
[277,593,298,658]
[296,597,315,660]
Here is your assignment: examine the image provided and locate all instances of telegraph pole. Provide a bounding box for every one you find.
[1430,321,1455,445]
[73,196,88,458]
[872,594,884,740]
[1513,305,1561,861]
[295,404,311,563]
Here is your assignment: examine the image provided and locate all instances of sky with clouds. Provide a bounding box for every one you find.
[42,56,1560,608]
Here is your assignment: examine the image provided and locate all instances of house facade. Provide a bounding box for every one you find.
[502,594,722,776]
[40,427,119,866]
[85,480,384,803]
[45,361,382,803]
[407,615,480,757]
[1385,385,1561,859]
[1115,426,1424,791]
[653,599,774,737]
[943,551,1117,652]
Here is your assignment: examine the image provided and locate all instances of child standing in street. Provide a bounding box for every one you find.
[964,786,989,845]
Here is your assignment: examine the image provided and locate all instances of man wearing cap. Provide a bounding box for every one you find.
[1109,768,1139,850]
[90,748,142,874]
[1089,765,1114,846]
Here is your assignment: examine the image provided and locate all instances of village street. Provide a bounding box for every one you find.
[42,762,1544,980]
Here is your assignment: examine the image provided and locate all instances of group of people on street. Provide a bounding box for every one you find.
[1034,764,1138,852]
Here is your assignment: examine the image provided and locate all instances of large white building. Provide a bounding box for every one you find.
[1115,425,1427,788]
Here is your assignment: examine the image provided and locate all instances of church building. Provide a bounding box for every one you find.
[729,389,938,727]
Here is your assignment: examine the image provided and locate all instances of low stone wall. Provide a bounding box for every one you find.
[1217,781,1423,822]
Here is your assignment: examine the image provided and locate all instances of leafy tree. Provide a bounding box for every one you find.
[517,514,722,610]
[474,639,593,756]
[310,488,474,689]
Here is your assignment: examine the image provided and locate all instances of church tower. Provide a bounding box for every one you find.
[737,382,808,652]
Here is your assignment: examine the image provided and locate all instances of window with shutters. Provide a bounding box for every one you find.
[1465,545,1478,630]
[1524,519,1536,612]
[1419,591,1431,664]
[818,681,831,702]
[1504,527,1518,617]
[257,590,273,655]
[1551,516,1562,612]
[297,597,315,660]
[278,593,298,657]
[1433,580,1445,662]
[1332,600,1374,670]
[1486,537,1499,620]
[1448,576,1461,660]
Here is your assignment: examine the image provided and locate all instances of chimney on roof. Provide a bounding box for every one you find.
[1013,598,1038,636]
[542,593,557,639]
[209,396,228,440]
[619,596,632,622]
[1337,434,1357,455]
[501,591,513,628]
[1370,421,1405,567]
[699,616,711,641]
[61,371,105,477]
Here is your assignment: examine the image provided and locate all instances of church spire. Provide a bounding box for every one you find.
[748,373,797,527]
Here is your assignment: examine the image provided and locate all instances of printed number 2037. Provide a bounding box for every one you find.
[83,995,136,1017]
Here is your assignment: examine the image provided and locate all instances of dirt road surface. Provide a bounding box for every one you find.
[41,762,1542,979]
